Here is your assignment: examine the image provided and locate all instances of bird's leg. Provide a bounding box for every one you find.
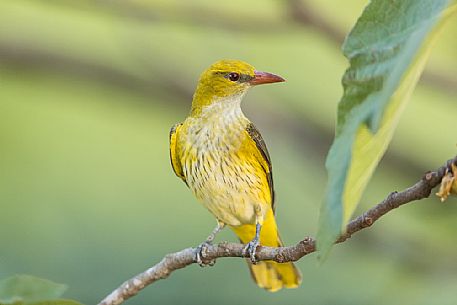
[196,220,225,267]
[205,220,226,244]
[243,206,263,264]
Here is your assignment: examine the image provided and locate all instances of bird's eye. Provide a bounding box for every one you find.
[227,72,240,82]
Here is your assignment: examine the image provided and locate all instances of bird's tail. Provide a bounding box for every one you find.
[230,209,302,292]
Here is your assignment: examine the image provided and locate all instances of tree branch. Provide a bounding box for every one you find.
[98,155,457,305]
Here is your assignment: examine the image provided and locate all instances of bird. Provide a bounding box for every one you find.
[169,59,302,292]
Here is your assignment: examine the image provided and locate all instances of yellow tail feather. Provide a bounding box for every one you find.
[230,209,302,292]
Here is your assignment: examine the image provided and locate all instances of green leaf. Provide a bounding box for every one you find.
[317,0,457,259]
[0,275,67,304]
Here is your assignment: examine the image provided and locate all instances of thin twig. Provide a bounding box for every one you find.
[98,155,457,305]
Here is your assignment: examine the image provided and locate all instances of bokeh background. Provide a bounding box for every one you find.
[1,1,457,304]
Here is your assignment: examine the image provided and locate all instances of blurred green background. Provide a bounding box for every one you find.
[1,1,457,304]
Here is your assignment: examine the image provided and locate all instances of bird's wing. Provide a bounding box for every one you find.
[245,123,275,212]
[169,123,187,186]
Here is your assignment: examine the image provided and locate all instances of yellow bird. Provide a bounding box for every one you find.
[169,59,302,291]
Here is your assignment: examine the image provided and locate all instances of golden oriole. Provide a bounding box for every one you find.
[169,59,302,291]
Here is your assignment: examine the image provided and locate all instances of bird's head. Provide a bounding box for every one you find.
[191,59,285,116]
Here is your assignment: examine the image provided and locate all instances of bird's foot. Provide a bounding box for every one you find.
[195,242,216,267]
[242,238,260,264]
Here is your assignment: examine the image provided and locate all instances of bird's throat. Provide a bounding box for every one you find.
[190,90,246,118]
[185,94,249,151]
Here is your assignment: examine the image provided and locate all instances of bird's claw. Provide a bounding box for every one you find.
[195,242,216,267]
[243,239,260,264]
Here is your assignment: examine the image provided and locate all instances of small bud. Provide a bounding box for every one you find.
[425,172,433,180]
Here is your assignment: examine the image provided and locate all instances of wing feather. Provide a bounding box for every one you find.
[169,123,187,186]
[246,123,275,211]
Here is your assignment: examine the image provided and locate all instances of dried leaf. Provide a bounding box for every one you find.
[436,163,457,202]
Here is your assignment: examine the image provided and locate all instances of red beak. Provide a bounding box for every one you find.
[249,71,285,86]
